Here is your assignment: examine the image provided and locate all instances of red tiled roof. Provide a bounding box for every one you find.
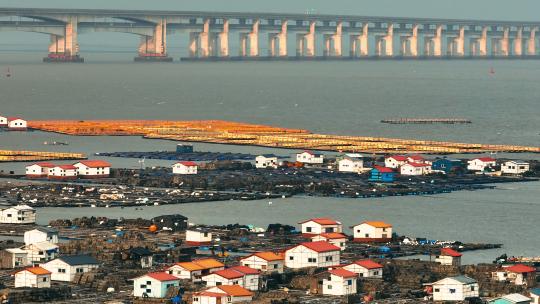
[145,272,180,282]
[386,155,408,161]
[505,264,536,273]
[212,269,245,279]
[440,248,462,257]
[229,265,260,275]
[7,117,24,121]
[373,165,394,173]
[56,165,77,170]
[299,241,341,253]
[329,268,357,278]
[33,162,56,168]
[404,162,431,167]
[315,232,347,240]
[476,157,496,162]
[408,155,425,161]
[216,285,253,297]
[352,260,383,269]
[176,161,197,167]
[77,160,111,168]
[299,217,340,225]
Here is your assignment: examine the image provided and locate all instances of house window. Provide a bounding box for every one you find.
[325,256,333,261]
[193,297,199,302]
[42,277,48,282]
[308,258,317,263]
[327,285,332,289]
[289,256,294,260]
[58,269,66,273]
[146,289,152,293]
[434,288,440,292]
[374,271,379,275]
[166,284,175,288]
[76,268,84,273]
[216,282,222,286]
[140,284,146,288]
[365,234,369,237]
[449,289,456,294]
[382,228,387,232]
[347,280,352,285]
[471,286,475,291]
[146,281,151,285]
[306,227,312,232]
[273,264,278,269]
[359,273,364,277]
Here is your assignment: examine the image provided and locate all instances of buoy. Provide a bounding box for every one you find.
[148,224,158,232]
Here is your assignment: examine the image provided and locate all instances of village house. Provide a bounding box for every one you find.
[488,293,533,304]
[240,252,284,274]
[296,150,324,164]
[400,162,432,176]
[285,241,341,269]
[24,227,59,245]
[0,205,36,224]
[431,158,463,174]
[73,160,111,178]
[501,161,530,175]
[467,157,497,172]
[42,255,100,282]
[25,162,55,178]
[172,161,198,175]
[530,288,540,304]
[48,165,78,180]
[192,285,253,304]
[299,217,343,236]
[23,241,59,263]
[343,260,384,278]
[0,248,28,268]
[128,247,154,268]
[407,155,427,164]
[14,266,52,288]
[430,275,479,302]
[167,258,225,281]
[0,115,7,127]
[435,248,463,266]
[320,268,358,296]
[369,166,395,182]
[311,233,348,250]
[338,154,364,173]
[133,272,180,298]
[255,155,278,169]
[492,264,537,286]
[351,221,393,243]
[185,229,212,246]
[202,266,261,291]
[7,117,27,130]
[384,155,408,168]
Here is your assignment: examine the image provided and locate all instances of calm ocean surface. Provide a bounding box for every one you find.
[0,51,538,264]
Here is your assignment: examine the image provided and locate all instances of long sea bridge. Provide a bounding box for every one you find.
[0,7,539,62]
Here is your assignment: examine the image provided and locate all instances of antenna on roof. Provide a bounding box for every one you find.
[138,157,145,170]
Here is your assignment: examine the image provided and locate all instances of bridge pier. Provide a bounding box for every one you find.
[469,27,488,57]
[323,22,342,57]
[400,25,418,57]
[217,19,229,57]
[44,17,83,62]
[527,27,537,56]
[491,27,509,57]
[268,21,288,57]
[375,24,394,57]
[349,24,369,58]
[424,25,443,57]
[447,27,465,57]
[134,18,172,62]
[513,27,523,56]
[296,21,316,57]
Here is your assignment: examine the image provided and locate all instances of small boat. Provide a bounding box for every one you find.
[5,67,11,78]
[489,67,495,75]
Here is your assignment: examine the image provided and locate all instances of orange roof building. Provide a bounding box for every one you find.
[14,266,52,288]
[240,252,285,274]
[193,285,253,303]
[167,258,225,281]
[351,221,393,243]
[299,217,343,236]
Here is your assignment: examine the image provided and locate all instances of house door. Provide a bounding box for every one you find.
[382,234,387,239]
[216,298,222,304]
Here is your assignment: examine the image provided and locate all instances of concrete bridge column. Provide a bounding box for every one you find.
[248,20,260,57]
[332,22,343,57]
[239,33,248,56]
[44,17,83,62]
[218,19,229,57]
[500,27,510,56]
[401,25,418,57]
[278,21,288,57]
[454,27,465,56]
[323,34,331,57]
[349,24,368,58]
[424,25,442,57]
[513,27,523,56]
[135,18,172,61]
[469,27,488,57]
[296,33,304,56]
[376,24,394,57]
[268,34,277,57]
[199,19,211,57]
[189,32,198,57]
[296,21,315,57]
[527,27,537,56]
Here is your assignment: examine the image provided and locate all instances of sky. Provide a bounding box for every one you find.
[0,0,539,21]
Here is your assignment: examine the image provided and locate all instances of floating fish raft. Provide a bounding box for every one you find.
[0,150,86,162]
[381,118,472,124]
[28,120,540,154]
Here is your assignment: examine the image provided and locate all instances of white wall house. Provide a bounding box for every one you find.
[14,266,52,288]
[296,151,324,164]
[467,157,497,171]
[255,155,278,169]
[488,293,532,304]
[42,255,100,282]
[25,162,55,178]
[431,276,479,302]
[311,233,347,250]
[0,115,7,126]
[322,268,358,296]
[192,285,253,304]
[167,258,224,281]
[48,165,78,180]
[172,161,198,175]
[400,162,432,176]
[501,161,530,174]
[73,160,111,178]
[202,266,261,291]
[492,264,537,286]
[435,248,462,266]
[0,248,29,268]
[407,155,426,164]
[7,117,27,130]
[240,252,284,274]
[530,289,540,304]
[185,229,212,246]
[338,156,364,173]
[385,155,408,168]
[0,205,36,224]
[133,272,180,298]
[351,221,393,242]
[343,260,384,278]
[285,241,341,269]
[23,241,59,263]
[299,218,343,236]
[24,227,59,246]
